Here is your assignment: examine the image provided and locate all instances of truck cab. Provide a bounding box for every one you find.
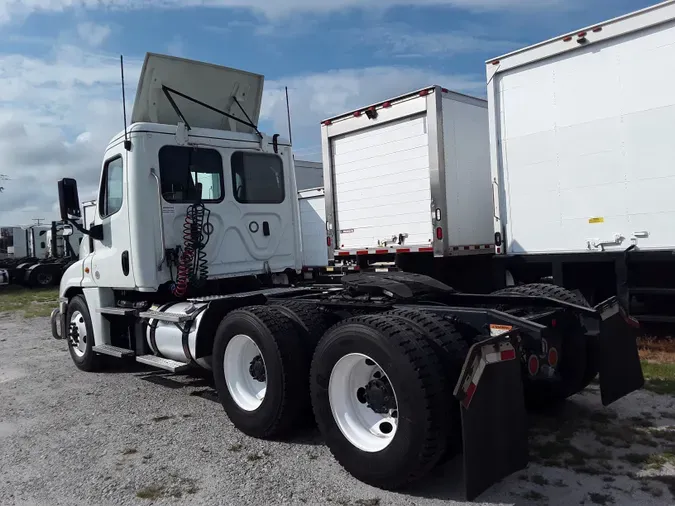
[58,53,302,300]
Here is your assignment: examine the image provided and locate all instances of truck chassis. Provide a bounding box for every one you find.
[50,272,643,500]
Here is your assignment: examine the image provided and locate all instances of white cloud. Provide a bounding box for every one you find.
[261,66,485,161]
[0,46,140,226]
[76,21,112,47]
[0,0,573,24]
[167,36,185,57]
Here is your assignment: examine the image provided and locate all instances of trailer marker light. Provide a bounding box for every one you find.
[322,120,332,126]
[353,111,362,117]
[548,347,559,367]
[420,247,434,253]
[327,237,332,247]
[376,249,389,254]
[357,250,368,256]
[528,355,539,376]
[397,248,411,253]
[592,26,603,32]
[435,209,442,221]
[441,88,449,93]
[551,319,557,328]
[436,227,443,240]
[496,247,501,254]
[500,349,516,361]
[563,36,573,42]
[338,251,349,257]
[84,267,90,274]
[382,101,392,108]
[578,31,587,37]
[419,89,430,96]
[491,60,500,65]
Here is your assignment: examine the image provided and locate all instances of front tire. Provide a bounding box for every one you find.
[212,306,309,439]
[66,295,102,372]
[310,314,449,490]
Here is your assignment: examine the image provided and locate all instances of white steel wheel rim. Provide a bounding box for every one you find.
[69,310,87,358]
[329,353,399,453]
[224,334,267,412]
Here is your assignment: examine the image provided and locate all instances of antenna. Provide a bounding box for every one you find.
[120,55,131,151]
[285,86,293,146]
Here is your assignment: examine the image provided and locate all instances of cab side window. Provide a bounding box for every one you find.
[99,156,124,218]
[231,152,284,204]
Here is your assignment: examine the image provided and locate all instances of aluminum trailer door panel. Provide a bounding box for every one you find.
[299,189,328,267]
[493,15,675,254]
[331,115,432,250]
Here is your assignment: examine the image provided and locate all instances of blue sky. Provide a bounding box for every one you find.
[0,0,662,224]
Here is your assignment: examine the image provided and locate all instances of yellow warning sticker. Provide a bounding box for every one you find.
[589,217,605,224]
[489,324,513,337]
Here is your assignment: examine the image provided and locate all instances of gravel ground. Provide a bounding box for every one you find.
[0,313,673,506]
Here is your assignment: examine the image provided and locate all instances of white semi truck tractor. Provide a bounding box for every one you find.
[50,53,644,500]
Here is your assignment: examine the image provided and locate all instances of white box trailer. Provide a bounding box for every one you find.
[298,187,328,268]
[321,86,494,259]
[487,0,675,323]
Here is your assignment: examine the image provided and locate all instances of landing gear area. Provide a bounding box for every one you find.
[50,273,643,500]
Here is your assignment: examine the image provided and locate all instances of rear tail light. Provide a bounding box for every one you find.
[528,355,539,376]
[327,236,332,247]
[436,227,443,240]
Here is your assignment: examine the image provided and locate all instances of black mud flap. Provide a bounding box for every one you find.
[591,298,644,406]
[454,335,528,501]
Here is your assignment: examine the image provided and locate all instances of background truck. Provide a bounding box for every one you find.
[488,0,675,328]
[50,52,643,501]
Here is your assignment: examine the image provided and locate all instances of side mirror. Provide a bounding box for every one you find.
[58,178,81,221]
[61,224,73,237]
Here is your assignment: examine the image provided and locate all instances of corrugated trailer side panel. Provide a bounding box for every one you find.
[441,94,493,252]
[490,2,675,255]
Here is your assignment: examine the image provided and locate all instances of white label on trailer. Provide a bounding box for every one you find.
[340,229,355,234]
[162,206,176,215]
[489,324,513,337]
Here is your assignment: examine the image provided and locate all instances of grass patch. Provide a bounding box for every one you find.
[0,287,58,318]
[646,452,675,470]
[642,362,675,395]
[639,337,675,364]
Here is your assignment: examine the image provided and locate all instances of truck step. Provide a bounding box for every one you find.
[92,344,135,358]
[97,306,138,316]
[136,355,190,373]
[138,310,194,323]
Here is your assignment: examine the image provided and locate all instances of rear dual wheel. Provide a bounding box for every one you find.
[310,314,453,490]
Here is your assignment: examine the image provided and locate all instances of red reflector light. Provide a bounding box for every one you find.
[382,101,392,108]
[463,382,477,408]
[397,248,411,254]
[338,252,349,257]
[441,88,449,93]
[419,89,430,96]
[551,319,557,328]
[376,249,389,254]
[563,36,573,42]
[592,26,602,32]
[528,355,539,376]
[500,349,516,361]
[578,31,587,37]
[496,246,501,254]
[548,347,559,367]
[491,60,500,65]
[327,236,332,247]
[322,120,332,126]
[436,227,443,240]
[353,111,362,117]
[419,247,433,252]
[357,250,368,256]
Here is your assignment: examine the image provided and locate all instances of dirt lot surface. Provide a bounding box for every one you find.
[0,311,673,506]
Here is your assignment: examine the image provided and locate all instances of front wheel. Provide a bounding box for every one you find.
[310,314,449,490]
[65,295,102,372]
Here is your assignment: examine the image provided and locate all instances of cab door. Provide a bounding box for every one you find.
[90,148,136,288]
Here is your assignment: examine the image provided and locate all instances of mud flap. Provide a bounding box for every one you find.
[590,298,644,406]
[454,336,528,501]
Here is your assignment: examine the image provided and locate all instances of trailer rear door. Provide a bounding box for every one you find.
[331,115,432,250]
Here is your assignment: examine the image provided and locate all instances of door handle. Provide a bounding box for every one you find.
[262,221,270,237]
[121,251,130,276]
